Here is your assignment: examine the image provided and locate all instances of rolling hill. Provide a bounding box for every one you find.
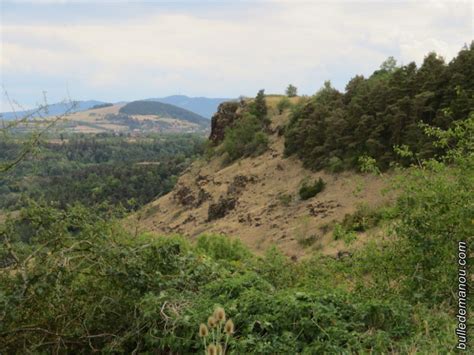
[2,100,212,135]
[119,100,209,126]
[131,96,393,259]
[0,100,107,120]
[147,95,232,118]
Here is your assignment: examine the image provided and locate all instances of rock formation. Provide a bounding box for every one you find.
[209,101,241,144]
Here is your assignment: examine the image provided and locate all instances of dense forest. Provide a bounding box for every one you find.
[0,44,473,353]
[285,43,473,171]
[119,100,209,126]
[0,134,205,212]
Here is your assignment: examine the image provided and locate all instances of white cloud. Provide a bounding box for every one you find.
[1,0,472,107]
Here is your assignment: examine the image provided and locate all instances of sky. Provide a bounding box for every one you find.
[1,0,472,111]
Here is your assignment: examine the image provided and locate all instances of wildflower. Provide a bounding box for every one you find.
[214,307,226,322]
[216,344,223,355]
[224,319,234,335]
[208,315,217,328]
[199,323,209,337]
[207,344,217,355]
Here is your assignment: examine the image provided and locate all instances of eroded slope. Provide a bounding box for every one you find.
[134,98,392,258]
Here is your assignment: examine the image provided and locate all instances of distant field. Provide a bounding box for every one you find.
[8,103,210,135]
[65,103,124,122]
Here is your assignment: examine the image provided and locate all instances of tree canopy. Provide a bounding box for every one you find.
[284,43,474,171]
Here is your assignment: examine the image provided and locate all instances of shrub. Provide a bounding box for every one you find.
[196,234,251,262]
[277,193,292,206]
[342,204,384,232]
[277,97,292,114]
[219,114,268,162]
[298,234,319,247]
[0,200,459,353]
[333,223,357,244]
[299,177,326,200]
[327,156,344,173]
[355,116,474,306]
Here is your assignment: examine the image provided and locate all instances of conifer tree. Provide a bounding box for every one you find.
[253,89,268,122]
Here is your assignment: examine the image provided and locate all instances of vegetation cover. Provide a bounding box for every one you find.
[299,177,326,200]
[215,90,270,163]
[1,113,472,353]
[119,100,209,126]
[285,44,473,171]
[0,134,205,213]
[0,45,473,353]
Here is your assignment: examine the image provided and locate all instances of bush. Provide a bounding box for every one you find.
[333,223,357,244]
[219,114,268,162]
[342,204,384,232]
[355,116,474,306]
[327,156,345,173]
[299,177,326,200]
[0,200,459,353]
[196,234,251,262]
[277,97,292,114]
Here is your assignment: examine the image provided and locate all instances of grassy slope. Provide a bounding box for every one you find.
[133,97,395,258]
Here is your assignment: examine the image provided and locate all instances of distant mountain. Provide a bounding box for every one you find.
[0,95,232,121]
[0,100,107,120]
[119,100,209,127]
[147,95,232,119]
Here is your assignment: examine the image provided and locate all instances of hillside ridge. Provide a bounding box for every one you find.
[147,95,232,118]
[133,97,392,258]
[119,100,209,127]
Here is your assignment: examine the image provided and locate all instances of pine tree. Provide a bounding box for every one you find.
[253,89,268,122]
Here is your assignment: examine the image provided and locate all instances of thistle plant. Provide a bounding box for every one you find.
[199,307,234,354]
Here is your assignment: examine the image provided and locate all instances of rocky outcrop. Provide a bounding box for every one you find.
[227,175,256,195]
[207,197,237,221]
[307,200,341,218]
[209,101,241,145]
[174,185,210,208]
[174,186,196,206]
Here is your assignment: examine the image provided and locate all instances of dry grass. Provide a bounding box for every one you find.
[130,108,394,259]
[46,104,201,133]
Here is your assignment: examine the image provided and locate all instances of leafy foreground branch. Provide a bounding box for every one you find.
[0,165,470,355]
[1,95,77,174]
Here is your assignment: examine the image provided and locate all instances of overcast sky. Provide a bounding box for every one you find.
[1,0,472,110]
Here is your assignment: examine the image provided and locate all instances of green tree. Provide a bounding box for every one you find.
[220,113,268,162]
[380,56,397,73]
[253,89,268,122]
[285,84,298,97]
[277,97,291,114]
[284,44,473,171]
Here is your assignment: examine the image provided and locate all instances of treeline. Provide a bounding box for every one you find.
[91,102,113,109]
[0,134,205,211]
[284,43,473,170]
[119,100,209,126]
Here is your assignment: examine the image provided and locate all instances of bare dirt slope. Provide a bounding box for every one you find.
[134,98,392,258]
